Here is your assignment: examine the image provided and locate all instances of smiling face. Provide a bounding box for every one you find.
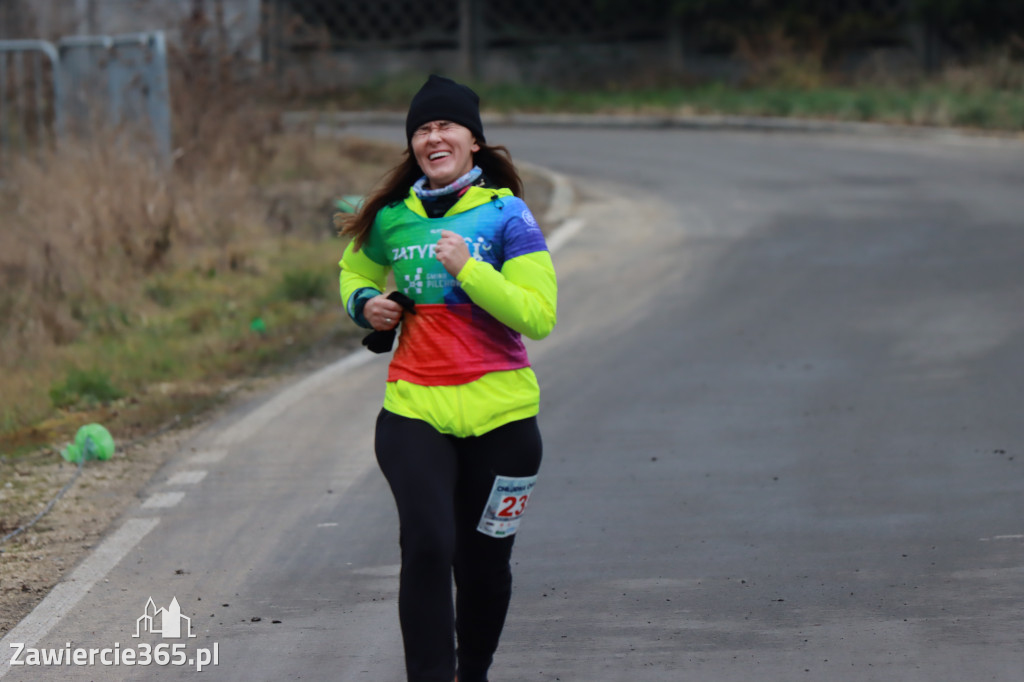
[410,120,480,189]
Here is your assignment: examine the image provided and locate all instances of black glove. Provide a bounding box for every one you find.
[361,291,416,354]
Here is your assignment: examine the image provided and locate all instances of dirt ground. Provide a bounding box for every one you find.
[1,414,201,635]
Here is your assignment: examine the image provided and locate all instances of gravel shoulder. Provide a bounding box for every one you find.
[0,342,360,636]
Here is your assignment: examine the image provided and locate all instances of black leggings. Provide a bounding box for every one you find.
[375,409,543,682]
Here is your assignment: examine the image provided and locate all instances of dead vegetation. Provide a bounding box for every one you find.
[0,28,407,637]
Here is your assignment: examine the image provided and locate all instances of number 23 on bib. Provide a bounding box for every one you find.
[477,475,538,538]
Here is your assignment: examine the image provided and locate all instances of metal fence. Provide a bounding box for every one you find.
[60,32,172,161]
[0,40,62,157]
[0,31,171,166]
[271,0,667,48]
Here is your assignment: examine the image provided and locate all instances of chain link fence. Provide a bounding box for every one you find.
[269,0,674,50]
[265,0,929,88]
[0,0,973,96]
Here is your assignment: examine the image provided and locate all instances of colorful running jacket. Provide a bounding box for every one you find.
[339,184,557,437]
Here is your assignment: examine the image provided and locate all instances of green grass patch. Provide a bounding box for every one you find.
[49,367,124,409]
[279,267,331,302]
[0,236,360,457]
[335,77,1024,132]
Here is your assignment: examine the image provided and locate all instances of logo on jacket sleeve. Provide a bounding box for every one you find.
[467,235,494,260]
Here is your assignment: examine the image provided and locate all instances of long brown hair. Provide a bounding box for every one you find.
[336,143,524,251]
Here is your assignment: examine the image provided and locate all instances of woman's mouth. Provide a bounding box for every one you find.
[428,151,451,161]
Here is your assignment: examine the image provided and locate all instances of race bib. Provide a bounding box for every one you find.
[476,475,538,538]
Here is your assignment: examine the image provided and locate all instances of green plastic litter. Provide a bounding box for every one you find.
[61,423,115,463]
[250,317,267,334]
[335,195,364,213]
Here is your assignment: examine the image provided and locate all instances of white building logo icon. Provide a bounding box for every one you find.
[134,597,196,639]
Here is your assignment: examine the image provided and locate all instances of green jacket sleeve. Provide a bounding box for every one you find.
[456,250,557,340]
[339,241,389,326]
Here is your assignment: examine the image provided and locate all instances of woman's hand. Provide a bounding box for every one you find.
[364,294,404,331]
[435,230,471,277]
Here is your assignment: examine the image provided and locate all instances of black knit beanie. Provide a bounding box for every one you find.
[405,74,485,145]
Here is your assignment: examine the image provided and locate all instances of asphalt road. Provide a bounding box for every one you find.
[3,124,1023,681]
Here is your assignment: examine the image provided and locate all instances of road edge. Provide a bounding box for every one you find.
[284,110,1024,149]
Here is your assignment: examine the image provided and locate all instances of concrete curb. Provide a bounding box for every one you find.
[516,159,575,228]
[284,109,1024,148]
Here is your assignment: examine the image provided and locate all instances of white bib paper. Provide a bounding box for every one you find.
[476,475,538,538]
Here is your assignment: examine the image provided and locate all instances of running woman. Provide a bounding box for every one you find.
[337,74,558,682]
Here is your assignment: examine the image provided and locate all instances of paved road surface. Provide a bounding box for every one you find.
[3,124,1023,681]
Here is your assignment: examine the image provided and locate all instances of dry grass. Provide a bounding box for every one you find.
[0,123,405,454]
[733,23,829,90]
[0,28,410,456]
